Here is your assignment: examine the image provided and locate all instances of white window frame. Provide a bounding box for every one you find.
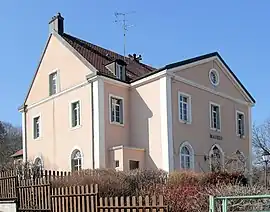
[69,146,84,171]
[33,114,41,140]
[115,63,125,80]
[69,100,82,129]
[209,102,221,131]
[109,94,124,126]
[48,69,60,96]
[236,110,245,137]
[179,141,194,170]
[70,148,83,172]
[209,68,220,86]
[178,92,192,124]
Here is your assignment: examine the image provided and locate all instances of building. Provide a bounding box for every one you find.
[19,13,255,173]
[10,149,23,165]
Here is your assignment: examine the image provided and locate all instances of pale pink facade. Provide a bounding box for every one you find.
[20,14,255,173]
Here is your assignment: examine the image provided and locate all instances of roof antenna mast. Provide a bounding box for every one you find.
[114,11,135,61]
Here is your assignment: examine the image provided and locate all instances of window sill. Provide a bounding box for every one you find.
[33,137,41,141]
[210,128,221,133]
[180,167,194,171]
[237,134,245,139]
[179,119,192,125]
[70,125,82,131]
[110,121,124,127]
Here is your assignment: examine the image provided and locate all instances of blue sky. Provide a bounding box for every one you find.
[0,1,268,126]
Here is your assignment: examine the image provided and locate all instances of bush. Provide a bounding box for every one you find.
[50,169,253,212]
[201,171,248,186]
[162,184,207,212]
[167,171,202,186]
[51,169,167,197]
[205,184,270,211]
[167,171,248,187]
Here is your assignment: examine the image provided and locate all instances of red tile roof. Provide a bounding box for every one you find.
[10,149,23,158]
[62,33,157,82]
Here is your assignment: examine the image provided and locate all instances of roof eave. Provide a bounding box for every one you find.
[160,52,255,104]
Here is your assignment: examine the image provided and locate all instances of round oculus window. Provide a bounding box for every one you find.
[209,69,219,86]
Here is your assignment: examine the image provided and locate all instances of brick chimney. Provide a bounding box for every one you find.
[49,13,64,35]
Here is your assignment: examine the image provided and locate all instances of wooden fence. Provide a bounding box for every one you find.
[0,170,169,212]
[0,170,17,200]
[98,195,167,212]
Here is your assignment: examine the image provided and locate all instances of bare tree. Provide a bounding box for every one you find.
[0,121,22,166]
[252,120,270,164]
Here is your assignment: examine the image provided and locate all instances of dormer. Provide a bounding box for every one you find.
[106,59,126,81]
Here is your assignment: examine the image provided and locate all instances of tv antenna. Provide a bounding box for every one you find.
[114,11,135,61]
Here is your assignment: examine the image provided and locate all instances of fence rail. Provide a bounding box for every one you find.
[0,170,168,212]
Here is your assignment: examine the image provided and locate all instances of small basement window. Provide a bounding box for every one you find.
[129,160,139,170]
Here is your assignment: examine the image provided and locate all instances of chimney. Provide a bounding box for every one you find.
[128,53,142,62]
[49,13,64,35]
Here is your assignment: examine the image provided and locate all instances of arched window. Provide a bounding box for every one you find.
[179,142,194,170]
[229,150,246,172]
[209,144,224,172]
[34,157,43,172]
[71,149,82,171]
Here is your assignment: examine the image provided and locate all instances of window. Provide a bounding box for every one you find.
[236,111,245,136]
[178,92,191,123]
[110,96,124,124]
[210,103,221,131]
[129,160,139,170]
[230,151,246,172]
[116,64,125,80]
[179,142,194,170]
[181,147,191,169]
[34,157,43,171]
[71,101,81,128]
[209,145,223,172]
[49,71,58,95]
[209,69,219,86]
[115,160,119,168]
[71,150,82,171]
[33,116,40,139]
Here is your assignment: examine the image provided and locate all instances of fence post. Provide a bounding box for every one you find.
[222,199,227,212]
[209,195,215,212]
[15,174,20,212]
[48,176,52,211]
[95,184,99,212]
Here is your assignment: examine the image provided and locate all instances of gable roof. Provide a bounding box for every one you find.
[61,33,156,82]
[157,52,255,103]
[10,149,23,158]
[20,31,255,110]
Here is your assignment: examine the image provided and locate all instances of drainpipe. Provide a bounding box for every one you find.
[22,105,28,163]
[91,81,95,169]
[87,74,96,169]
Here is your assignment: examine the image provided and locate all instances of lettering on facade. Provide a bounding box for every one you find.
[210,134,223,140]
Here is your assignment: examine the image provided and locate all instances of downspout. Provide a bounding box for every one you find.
[22,105,28,163]
[91,81,95,169]
[87,73,98,170]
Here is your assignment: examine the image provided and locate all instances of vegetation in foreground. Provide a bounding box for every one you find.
[50,169,269,212]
